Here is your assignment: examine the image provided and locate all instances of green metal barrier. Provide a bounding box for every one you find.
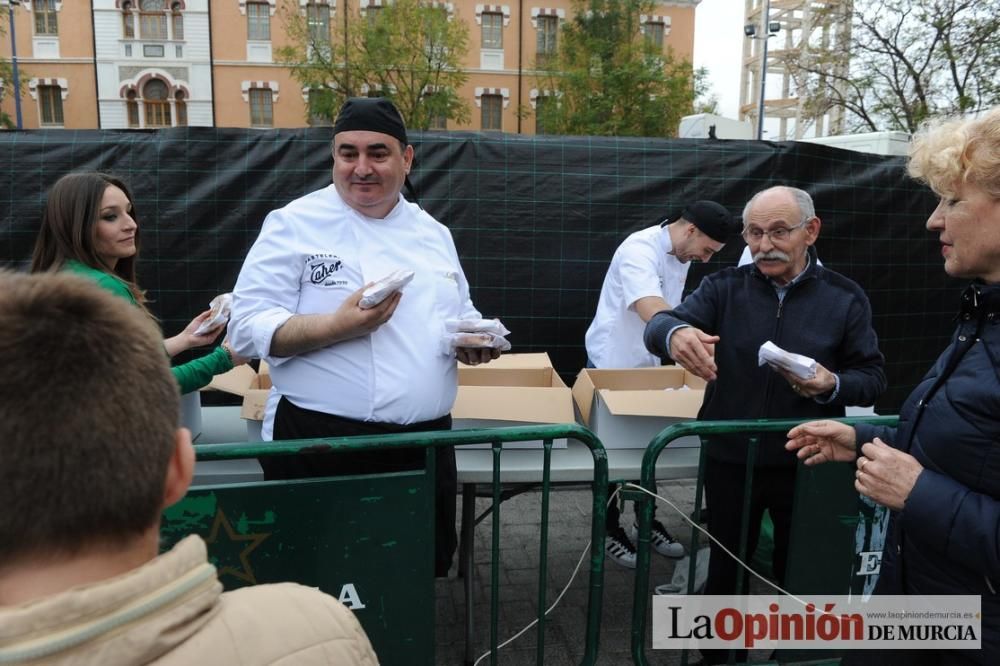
[160,423,609,666]
[629,416,898,666]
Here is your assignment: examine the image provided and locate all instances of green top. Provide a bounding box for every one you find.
[64,260,233,394]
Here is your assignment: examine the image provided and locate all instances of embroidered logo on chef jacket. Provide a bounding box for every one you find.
[305,254,346,286]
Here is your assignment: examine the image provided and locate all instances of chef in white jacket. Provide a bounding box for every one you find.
[228,97,500,576]
[584,200,737,569]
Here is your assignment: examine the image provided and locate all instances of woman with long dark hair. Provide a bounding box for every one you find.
[32,172,244,392]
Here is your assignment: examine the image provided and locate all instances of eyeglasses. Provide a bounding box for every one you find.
[742,220,807,243]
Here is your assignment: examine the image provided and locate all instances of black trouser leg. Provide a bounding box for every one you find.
[434,444,458,577]
[700,459,797,665]
[268,397,457,576]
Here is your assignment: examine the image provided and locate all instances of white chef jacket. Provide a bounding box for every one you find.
[228,185,481,425]
[585,224,690,368]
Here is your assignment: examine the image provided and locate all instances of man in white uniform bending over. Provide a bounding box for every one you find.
[228,97,500,577]
[585,200,737,567]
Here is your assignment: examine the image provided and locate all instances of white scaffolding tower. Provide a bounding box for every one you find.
[739,0,853,140]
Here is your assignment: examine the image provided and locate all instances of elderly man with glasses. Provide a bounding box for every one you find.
[643,185,886,665]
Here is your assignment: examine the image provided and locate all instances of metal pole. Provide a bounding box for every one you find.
[8,2,23,129]
[756,0,771,140]
[343,0,350,95]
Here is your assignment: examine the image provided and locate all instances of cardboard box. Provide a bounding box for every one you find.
[459,352,553,370]
[453,356,575,449]
[208,353,577,446]
[204,361,272,441]
[572,367,705,449]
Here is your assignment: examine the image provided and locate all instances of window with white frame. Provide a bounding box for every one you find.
[428,111,446,130]
[38,85,64,126]
[536,15,557,65]
[481,94,501,130]
[171,2,184,40]
[143,79,171,127]
[126,91,140,127]
[307,88,333,126]
[423,5,449,64]
[174,90,187,126]
[481,11,502,49]
[535,95,551,135]
[307,2,330,44]
[122,2,136,38]
[33,0,58,35]
[249,87,274,127]
[139,0,168,40]
[642,21,664,49]
[365,5,382,27]
[423,89,447,129]
[247,2,271,40]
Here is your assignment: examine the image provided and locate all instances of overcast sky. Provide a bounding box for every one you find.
[692,0,745,120]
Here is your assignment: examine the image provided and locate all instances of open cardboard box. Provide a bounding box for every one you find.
[453,353,574,449]
[207,353,577,447]
[572,367,705,449]
[459,352,553,370]
[204,361,272,441]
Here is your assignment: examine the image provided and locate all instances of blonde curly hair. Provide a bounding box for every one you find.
[908,107,1000,200]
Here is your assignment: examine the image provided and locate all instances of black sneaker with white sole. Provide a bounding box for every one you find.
[605,525,637,569]
[631,520,685,558]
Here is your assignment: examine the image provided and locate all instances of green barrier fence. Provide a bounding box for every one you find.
[160,423,609,666]
[630,416,898,666]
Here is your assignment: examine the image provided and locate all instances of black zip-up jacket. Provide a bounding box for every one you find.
[854,282,1000,663]
[644,250,886,466]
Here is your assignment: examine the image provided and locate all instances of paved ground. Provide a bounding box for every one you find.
[433,479,759,666]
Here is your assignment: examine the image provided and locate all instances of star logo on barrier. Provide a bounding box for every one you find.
[205,508,271,585]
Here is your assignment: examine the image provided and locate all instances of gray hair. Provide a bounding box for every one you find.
[741,186,815,226]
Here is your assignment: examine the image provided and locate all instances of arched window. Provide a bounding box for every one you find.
[126,90,139,127]
[139,0,167,40]
[174,89,187,126]
[171,2,184,40]
[143,79,171,127]
[122,1,136,38]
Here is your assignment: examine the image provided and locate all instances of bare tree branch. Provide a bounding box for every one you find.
[789,0,1000,133]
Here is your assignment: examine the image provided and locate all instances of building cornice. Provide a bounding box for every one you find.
[15,58,96,65]
[652,0,701,7]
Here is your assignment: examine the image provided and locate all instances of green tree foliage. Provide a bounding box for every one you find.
[533,0,706,137]
[788,0,1000,133]
[277,0,470,130]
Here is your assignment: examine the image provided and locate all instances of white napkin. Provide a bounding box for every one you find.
[193,293,232,336]
[758,340,816,380]
[360,269,415,309]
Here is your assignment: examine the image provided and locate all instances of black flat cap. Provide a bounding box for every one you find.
[333,97,408,145]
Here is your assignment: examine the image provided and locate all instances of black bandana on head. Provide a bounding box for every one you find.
[333,97,408,145]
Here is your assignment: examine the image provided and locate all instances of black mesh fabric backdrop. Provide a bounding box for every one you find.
[0,128,959,413]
